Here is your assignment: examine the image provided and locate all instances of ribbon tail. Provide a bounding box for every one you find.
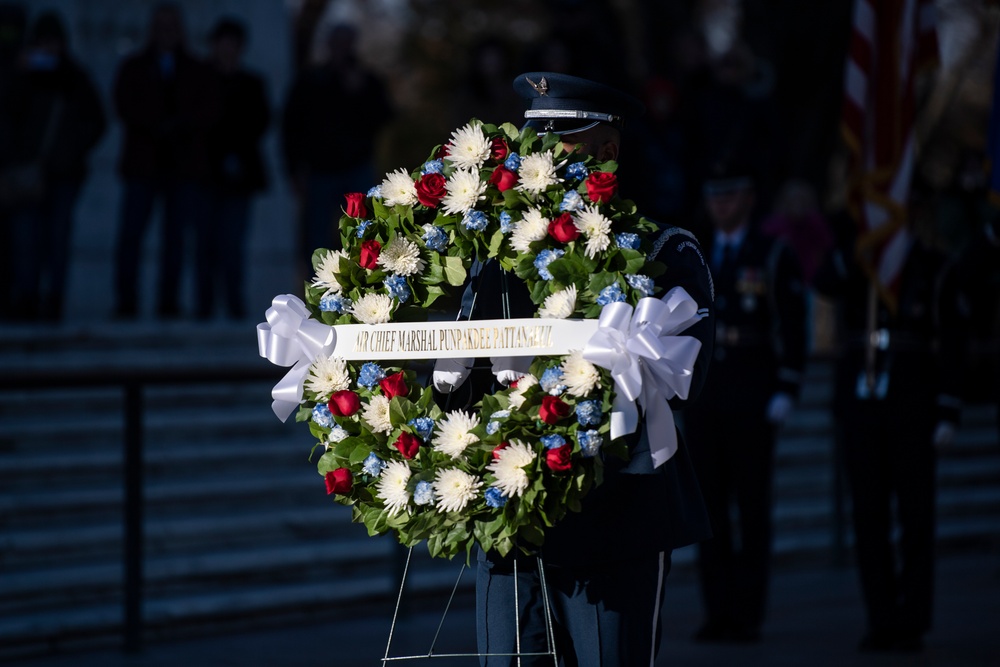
[610,391,639,441]
[271,361,311,422]
[643,384,678,468]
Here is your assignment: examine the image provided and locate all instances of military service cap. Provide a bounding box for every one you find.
[513,71,645,135]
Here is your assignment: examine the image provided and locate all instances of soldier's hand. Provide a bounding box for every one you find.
[432,357,473,394]
[491,356,532,387]
[932,421,957,450]
[766,392,794,425]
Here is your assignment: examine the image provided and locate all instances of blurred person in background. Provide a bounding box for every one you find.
[684,159,808,644]
[0,10,106,322]
[0,1,28,317]
[196,16,270,321]
[281,22,393,279]
[112,1,219,320]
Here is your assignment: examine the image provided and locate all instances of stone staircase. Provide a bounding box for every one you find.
[0,322,997,661]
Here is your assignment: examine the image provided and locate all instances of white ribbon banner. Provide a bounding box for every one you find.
[257,288,702,465]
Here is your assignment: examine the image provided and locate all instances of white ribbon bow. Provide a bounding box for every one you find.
[256,294,337,421]
[582,286,703,468]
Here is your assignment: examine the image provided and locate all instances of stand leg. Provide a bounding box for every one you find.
[383,546,414,666]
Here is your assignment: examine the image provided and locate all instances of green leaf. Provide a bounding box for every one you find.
[442,256,468,286]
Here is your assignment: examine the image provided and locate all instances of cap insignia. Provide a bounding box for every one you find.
[526,76,549,96]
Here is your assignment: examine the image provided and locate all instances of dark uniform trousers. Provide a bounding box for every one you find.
[683,226,807,636]
[460,226,716,667]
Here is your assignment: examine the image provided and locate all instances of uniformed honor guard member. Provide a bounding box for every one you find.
[433,72,716,667]
[683,160,808,644]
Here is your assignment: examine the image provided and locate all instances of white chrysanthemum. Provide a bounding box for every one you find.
[538,284,578,319]
[487,439,536,498]
[516,151,558,194]
[433,467,482,513]
[381,168,419,207]
[350,293,393,324]
[376,460,411,516]
[573,205,613,259]
[304,354,350,401]
[510,208,550,253]
[431,410,480,458]
[441,168,487,216]
[561,350,602,397]
[378,237,426,276]
[362,395,393,434]
[445,123,491,169]
[311,249,349,296]
[508,373,538,410]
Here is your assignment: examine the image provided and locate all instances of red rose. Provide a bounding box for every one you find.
[539,395,572,425]
[490,137,509,161]
[379,371,408,399]
[415,172,447,208]
[328,390,361,417]
[436,144,450,159]
[344,192,367,219]
[545,444,573,472]
[492,442,510,460]
[548,213,580,243]
[489,166,519,192]
[586,172,618,204]
[359,240,381,270]
[394,432,421,459]
[325,468,353,494]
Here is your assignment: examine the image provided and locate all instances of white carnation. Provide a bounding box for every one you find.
[445,122,491,169]
[362,395,393,434]
[350,293,394,324]
[561,350,602,397]
[376,460,412,516]
[432,410,480,458]
[304,354,350,401]
[516,151,558,194]
[381,168,419,207]
[573,205,612,259]
[510,207,550,253]
[538,284,578,319]
[487,439,536,498]
[441,168,487,216]
[311,249,349,296]
[433,467,482,513]
[378,237,426,276]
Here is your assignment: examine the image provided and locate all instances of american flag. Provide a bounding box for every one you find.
[841,0,938,310]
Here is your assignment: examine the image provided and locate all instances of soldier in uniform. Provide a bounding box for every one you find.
[433,72,716,667]
[683,160,808,643]
[813,217,966,653]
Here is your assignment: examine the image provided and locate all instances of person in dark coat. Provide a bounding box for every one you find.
[195,17,270,321]
[281,22,393,279]
[814,212,967,653]
[111,2,220,319]
[0,10,106,322]
[434,72,716,667]
[683,160,808,644]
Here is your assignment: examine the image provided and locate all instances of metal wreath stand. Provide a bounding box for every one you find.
[381,266,560,665]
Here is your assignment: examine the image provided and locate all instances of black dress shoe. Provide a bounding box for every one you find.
[692,622,730,643]
[728,625,762,644]
[858,631,896,652]
[893,633,924,653]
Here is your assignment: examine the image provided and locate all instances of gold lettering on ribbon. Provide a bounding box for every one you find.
[349,323,558,356]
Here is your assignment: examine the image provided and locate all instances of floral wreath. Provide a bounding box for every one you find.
[263,120,677,560]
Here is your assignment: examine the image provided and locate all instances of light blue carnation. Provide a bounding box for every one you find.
[385,274,411,303]
[421,159,444,174]
[357,362,386,390]
[486,421,501,435]
[408,416,435,440]
[463,210,488,231]
[490,410,511,420]
[533,249,564,280]
[499,211,514,233]
[319,293,352,314]
[575,400,602,427]
[485,487,508,508]
[367,184,383,198]
[596,283,626,306]
[565,162,588,181]
[422,225,448,252]
[414,480,435,505]
[616,232,641,250]
[356,220,373,238]
[311,403,334,428]
[626,274,654,297]
[577,429,603,457]
[362,453,386,477]
[504,153,521,171]
[559,189,584,212]
[540,434,566,450]
[539,367,567,395]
